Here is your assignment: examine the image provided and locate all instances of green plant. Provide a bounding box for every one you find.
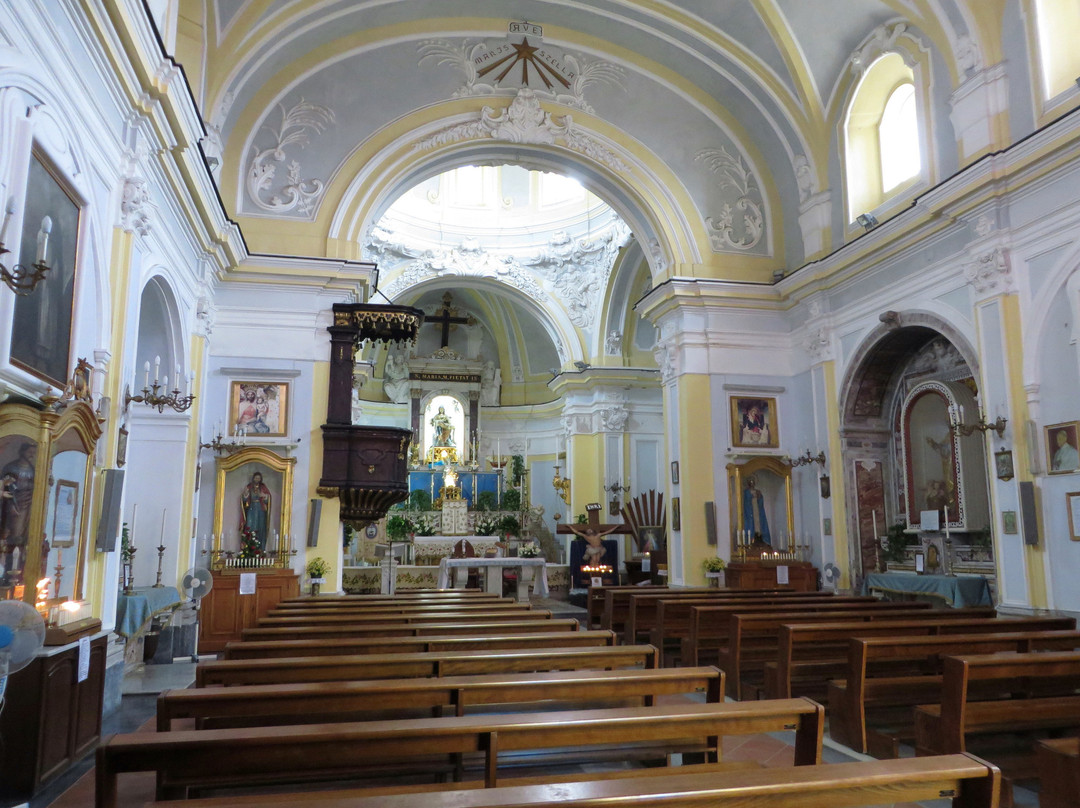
[969,527,992,548]
[120,522,134,562]
[518,542,541,558]
[386,514,413,541]
[575,513,588,525]
[510,454,525,487]
[475,491,497,512]
[501,488,522,512]
[498,514,521,537]
[411,513,438,536]
[701,556,726,573]
[409,489,432,511]
[343,523,356,549]
[881,522,909,563]
[306,556,330,578]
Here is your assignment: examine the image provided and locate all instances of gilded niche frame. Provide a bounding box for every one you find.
[726,456,794,553]
[213,447,296,559]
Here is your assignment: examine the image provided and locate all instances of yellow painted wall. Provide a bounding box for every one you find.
[676,374,715,585]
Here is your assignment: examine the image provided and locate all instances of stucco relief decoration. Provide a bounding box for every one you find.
[653,339,677,384]
[695,146,765,252]
[120,177,152,236]
[955,34,983,74]
[417,36,625,115]
[414,89,629,173]
[246,98,336,217]
[850,23,908,75]
[523,222,630,328]
[605,330,623,355]
[793,154,817,204]
[964,247,1013,295]
[803,326,832,361]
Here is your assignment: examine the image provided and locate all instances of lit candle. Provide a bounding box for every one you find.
[144,360,150,388]
[154,355,161,383]
[162,374,168,392]
[36,216,51,264]
[175,366,180,390]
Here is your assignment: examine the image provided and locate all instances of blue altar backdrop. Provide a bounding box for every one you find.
[408,470,502,504]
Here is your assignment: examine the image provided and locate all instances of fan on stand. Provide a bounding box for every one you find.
[823,562,841,591]
[0,600,47,712]
[181,567,214,663]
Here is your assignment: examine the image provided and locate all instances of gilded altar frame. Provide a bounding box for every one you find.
[213,447,296,563]
[0,401,101,604]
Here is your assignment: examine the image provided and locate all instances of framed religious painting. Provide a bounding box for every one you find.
[228,381,289,438]
[1045,421,1080,475]
[730,396,779,449]
[49,480,79,548]
[9,148,82,386]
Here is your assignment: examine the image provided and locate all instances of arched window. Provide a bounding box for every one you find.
[879,83,920,192]
[1033,0,1080,100]
[844,53,924,224]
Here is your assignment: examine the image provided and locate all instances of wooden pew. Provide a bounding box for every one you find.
[255,608,551,629]
[158,666,726,730]
[260,602,537,622]
[138,753,1000,808]
[603,587,712,633]
[914,651,1080,766]
[683,599,933,670]
[1035,736,1080,808]
[833,627,1080,756]
[718,605,960,699]
[767,608,1009,699]
[621,589,835,645]
[195,644,660,687]
[588,584,668,629]
[96,699,825,807]
[241,618,579,642]
[279,592,506,606]
[222,630,616,660]
[644,592,853,664]
[271,595,512,611]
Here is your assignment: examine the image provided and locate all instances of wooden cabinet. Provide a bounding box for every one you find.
[0,633,107,802]
[198,570,299,653]
[725,561,818,591]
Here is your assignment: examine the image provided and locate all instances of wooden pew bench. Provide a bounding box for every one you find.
[830,627,1080,756]
[914,651,1080,789]
[158,666,725,730]
[602,587,711,633]
[241,617,579,642]
[622,589,836,646]
[277,592,506,607]
[222,630,616,660]
[137,753,999,808]
[683,600,933,669]
[1035,736,1080,808]
[264,601,528,618]
[258,603,538,625]
[644,593,857,665]
[97,699,825,808]
[254,608,551,629]
[196,644,659,687]
[589,584,669,629]
[765,608,1012,699]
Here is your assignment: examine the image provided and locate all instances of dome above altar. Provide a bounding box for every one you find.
[366,165,625,256]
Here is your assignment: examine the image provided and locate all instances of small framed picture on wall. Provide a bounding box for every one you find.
[671,461,679,484]
[229,381,289,437]
[730,396,779,449]
[1046,421,1080,474]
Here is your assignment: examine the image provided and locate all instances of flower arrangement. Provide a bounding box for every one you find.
[239,525,262,558]
[386,514,413,542]
[306,556,331,578]
[518,543,541,558]
[701,556,726,573]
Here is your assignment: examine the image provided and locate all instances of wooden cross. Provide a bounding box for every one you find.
[556,503,632,537]
[425,292,471,348]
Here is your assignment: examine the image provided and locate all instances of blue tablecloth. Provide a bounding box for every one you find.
[862,572,992,608]
[115,586,182,638]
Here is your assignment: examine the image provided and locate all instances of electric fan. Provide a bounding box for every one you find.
[823,562,841,590]
[180,567,214,662]
[0,600,47,710]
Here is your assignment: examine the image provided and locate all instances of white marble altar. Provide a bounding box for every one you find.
[437,557,549,602]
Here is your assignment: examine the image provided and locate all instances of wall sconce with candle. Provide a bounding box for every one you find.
[125,356,196,413]
[0,199,52,295]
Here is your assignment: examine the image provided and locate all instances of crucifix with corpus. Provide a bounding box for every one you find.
[557,503,632,574]
[425,291,473,348]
